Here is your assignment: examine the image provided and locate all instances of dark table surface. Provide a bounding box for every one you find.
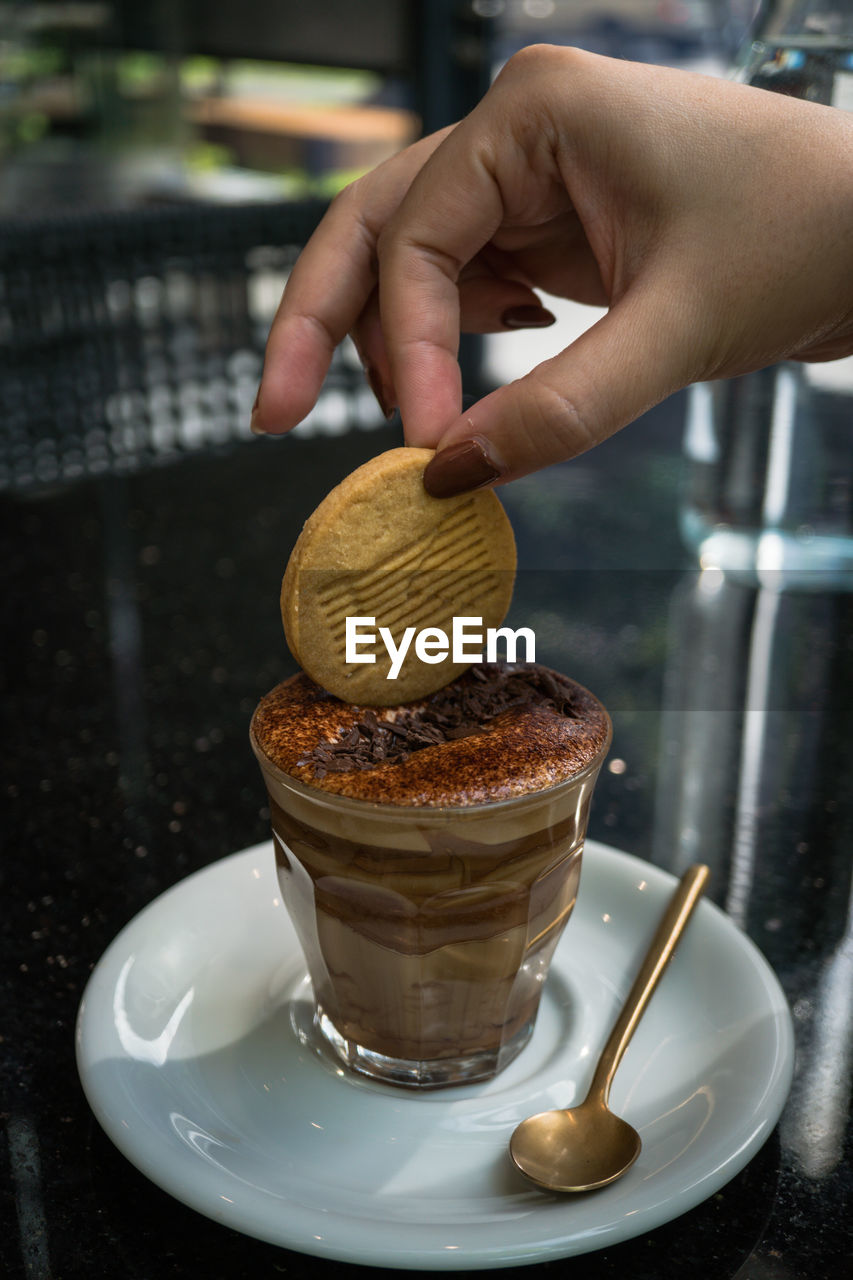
[2,397,850,1279]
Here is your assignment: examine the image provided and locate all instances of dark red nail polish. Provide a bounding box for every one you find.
[423,438,502,498]
[501,304,556,329]
[365,364,396,420]
[250,384,266,434]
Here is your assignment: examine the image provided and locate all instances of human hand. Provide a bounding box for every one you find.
[251,46,853,495]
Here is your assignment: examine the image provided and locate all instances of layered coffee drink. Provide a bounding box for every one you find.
[251,661,610,1088]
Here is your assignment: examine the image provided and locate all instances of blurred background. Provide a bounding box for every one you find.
[0,1,751,215]
[0,0,760,496]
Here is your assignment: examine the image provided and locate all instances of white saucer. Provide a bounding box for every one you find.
[76,841,793,1271]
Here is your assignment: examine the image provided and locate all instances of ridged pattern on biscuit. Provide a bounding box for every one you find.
[313,498,508,670]
[328,570,503,653]
[315,499,485,613]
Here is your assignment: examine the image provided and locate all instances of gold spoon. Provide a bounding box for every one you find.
[510,862,710,1194]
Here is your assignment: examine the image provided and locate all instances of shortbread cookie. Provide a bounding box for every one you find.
[281,447,516,704]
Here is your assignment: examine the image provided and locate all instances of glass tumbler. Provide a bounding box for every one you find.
[251,716,611,1089]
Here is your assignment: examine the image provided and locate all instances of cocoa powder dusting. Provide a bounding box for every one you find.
[298,663,581,779]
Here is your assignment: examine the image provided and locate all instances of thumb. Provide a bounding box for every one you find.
[422,286,698,495]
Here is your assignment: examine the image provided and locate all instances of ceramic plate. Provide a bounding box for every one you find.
[76,841,793,1270]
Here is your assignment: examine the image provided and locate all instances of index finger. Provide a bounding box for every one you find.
[377,117,509,445]
[253,129,453,435]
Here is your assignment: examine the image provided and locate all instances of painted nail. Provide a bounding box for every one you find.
[249,384,266,435]
[501,304,556,329]
[423,437,503,498]
[365,364,396,420]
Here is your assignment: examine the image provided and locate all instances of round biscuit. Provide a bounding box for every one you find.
[281,447,516,705]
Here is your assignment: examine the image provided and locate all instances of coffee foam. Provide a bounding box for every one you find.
[250,663,611,808]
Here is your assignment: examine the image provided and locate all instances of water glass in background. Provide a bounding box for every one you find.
[681,0,853,589]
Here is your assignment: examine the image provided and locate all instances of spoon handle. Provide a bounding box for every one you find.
[589,863,710,1106]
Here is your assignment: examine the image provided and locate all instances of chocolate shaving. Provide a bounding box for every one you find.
[298,663,581,776]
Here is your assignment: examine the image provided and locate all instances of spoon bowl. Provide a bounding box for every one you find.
[510,1100,642,1193]
[510,863,709,1194]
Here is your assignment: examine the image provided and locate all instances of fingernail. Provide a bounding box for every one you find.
[365,364,396,420]
[501,304,556,329]
[250,384,266,435]
[423,437,503,498]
